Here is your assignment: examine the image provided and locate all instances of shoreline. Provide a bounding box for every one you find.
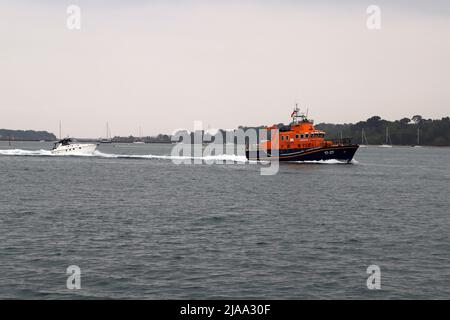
[1,140,450,148]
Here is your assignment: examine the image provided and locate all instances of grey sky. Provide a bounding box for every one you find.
[1,1,449,137]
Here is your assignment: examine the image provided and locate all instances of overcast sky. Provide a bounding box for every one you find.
[1,0,449,137]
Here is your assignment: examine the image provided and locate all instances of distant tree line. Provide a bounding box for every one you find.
[3,115,449,146]
[0,129,56,141]
[315,115,450,146]
[111,134,172,143]
[171,115,450,146]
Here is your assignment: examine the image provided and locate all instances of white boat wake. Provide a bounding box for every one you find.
[296,159,359,165]
[0,149,358,164]
[94,150,249,162]
[0,149,53,156]
[0,148,248,162]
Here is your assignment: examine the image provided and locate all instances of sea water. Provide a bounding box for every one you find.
[0,141,449,299]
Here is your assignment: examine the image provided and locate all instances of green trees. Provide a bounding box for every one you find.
[412,115,423,124]
[316,116,450,146]
[0,129,56,141]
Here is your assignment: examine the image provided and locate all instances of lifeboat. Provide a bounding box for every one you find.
[246,106,359,162]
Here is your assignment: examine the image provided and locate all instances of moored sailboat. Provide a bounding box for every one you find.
[360,128,369,147]
[100,121,113,143]
[379,127,393,148]
[133,126,145,144]
[413,127,422,148]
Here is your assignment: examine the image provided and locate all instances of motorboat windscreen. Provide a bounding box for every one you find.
[52,138,74,149]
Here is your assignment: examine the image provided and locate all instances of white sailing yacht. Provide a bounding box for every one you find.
[360,128,369,147]
[133,126,145,144]
[100,122,112,143]
[413,127,422,148]
[379,127,393,148]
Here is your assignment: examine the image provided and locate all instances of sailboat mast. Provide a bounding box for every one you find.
[417,127,420,145]
[59,121,62,140]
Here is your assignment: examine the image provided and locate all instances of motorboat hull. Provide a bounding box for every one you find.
[51,143,97,155]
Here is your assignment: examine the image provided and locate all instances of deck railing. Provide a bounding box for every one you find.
[329,137,354,146]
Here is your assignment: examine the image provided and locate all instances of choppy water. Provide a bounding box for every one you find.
[0,141,449,299]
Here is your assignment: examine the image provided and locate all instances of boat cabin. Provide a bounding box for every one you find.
[52,138,74,150]
[262,106,333,150]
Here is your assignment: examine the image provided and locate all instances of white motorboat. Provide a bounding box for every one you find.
[51,138,97,155]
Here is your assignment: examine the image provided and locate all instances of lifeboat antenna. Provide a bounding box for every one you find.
[292,103,300,124]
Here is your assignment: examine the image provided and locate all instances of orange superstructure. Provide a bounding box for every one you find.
[262,106,333,150]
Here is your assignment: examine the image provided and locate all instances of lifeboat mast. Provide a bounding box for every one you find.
[291,103,311,125]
